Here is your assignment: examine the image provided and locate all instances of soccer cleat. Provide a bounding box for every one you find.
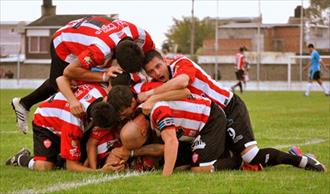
[288,146,303,157]
[11,97,29,134]
[5,148,31,166]
[304,154,326,172]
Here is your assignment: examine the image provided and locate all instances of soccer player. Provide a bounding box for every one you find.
[138,50,326,172]
[12,16,155,134]
[304,43,329,96]
[231,46,248,93]
[6,83,124,173]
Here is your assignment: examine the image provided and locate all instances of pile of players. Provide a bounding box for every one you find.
[6,16,326,175]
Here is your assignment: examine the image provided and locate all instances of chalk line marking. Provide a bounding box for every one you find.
[272,139,328,149]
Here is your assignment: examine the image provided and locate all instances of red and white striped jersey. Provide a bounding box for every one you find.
[169,56,233,108]
[150,95,212,142]
[235,53,246,70]
[33,83,108,161]
[90,127,121,160]
[53,16,155,69]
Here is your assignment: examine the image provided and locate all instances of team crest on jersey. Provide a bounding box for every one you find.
[192,152,199,163]
[71,140,77,147]
[43,139,52,149]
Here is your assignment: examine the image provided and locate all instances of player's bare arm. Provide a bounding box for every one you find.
[138,74,190,102]
[86,137,99,169]
[161,127,179,176]
[56,76,85,118]
[142,88,191,114]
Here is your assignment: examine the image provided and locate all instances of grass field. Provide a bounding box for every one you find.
[0,89,329,194]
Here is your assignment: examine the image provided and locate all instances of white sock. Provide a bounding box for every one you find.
[28,159,35,170]
[320,83,329,94]
[305,83,312,95]
[299,156,308,168]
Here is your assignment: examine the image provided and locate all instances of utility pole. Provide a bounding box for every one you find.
[190,0,195,57]
[214,0,219,80]
[256,0,261,81]
[299,1,304,81]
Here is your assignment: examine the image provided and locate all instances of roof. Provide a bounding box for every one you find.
[27,14,112,27]
[219,22,300,29]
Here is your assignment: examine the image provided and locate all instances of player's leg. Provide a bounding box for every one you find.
[190,103,227,173]
[12,42,68,133]
[315,72,329,95]
[304,70,313,96]
[226,95,326,171]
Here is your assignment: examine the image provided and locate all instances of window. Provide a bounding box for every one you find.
[272,39,283,52]
[28,36,49,53]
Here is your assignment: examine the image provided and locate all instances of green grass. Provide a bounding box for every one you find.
[0,90,329,194]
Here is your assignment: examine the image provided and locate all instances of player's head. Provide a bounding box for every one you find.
[115,39,145,73]
[107,85,137,120]
[110,72,131,86]
[120,113,149,149]
[90,101,118,129]
[143,49,170,82]
[308,43,315,53]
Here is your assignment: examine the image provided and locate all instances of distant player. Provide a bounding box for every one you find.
[231,46,248,93]
[11,16,155,134]
[304,43,329,96]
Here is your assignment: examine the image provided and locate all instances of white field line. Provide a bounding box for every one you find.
[272,138,328,149]
[10,138,328,194]
[11,171,148,194]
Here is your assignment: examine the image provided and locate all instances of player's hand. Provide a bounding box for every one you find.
[137,90,154,103]
[105,66,123,79]
[142,100,155,115]
[100,162,125,173]
[68,99,85,118]
[111,147,130,161]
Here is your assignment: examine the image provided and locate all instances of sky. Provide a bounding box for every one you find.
[0,0,310,48]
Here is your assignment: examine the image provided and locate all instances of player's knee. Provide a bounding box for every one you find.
[33,160,54,171]
[191,165,214,173]
[241,145,259,164]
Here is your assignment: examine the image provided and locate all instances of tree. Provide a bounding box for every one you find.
[164,17,215,54]
[306,0,330,25]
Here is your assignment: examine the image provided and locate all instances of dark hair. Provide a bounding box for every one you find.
[90,102,118,128]
[143,49,163,69]
[308,44,314,48]
[107,85,133,112]
[239,46,247,52]
[115,40,144,73]
[110,72,131,86]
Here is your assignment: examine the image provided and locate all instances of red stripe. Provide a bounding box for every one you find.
[34,156,47,161]
[172,109,209,123]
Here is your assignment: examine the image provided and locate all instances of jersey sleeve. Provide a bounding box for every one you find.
[90,127,112,141]
[151,103,175,132]
[173,59,197,84]
[60,124,83,161]
[132,81,163,94]
[142,31,155,53]
[78,45,106,69]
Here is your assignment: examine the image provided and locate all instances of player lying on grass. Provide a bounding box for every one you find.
[6,82,125,173]
[111,84,327,176]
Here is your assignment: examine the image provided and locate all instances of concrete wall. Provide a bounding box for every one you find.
[0,62,50,79]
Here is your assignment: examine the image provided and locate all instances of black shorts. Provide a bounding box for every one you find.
[49,41,69,89]
[190,103,227,167]
[309,70,321,80]
[235,70,245,80]
[33,122,61,164]
[224,94,256,154]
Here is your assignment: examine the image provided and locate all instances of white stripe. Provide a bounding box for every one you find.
[133,82,143,93]
[35,107,80,127]
[155,101,211,117]
[81,22,100,30]
[12,172,147,194]
[273,139,327,149]
[109,33,121,45]
[80,88,104,109]
[64,54,77,64]
[244,141,257,148]
[137,27,146,47]
[199,160,217,167]
[54,33,111,56]
[173,118,205,132]
[97,142,109,154]
[122,26,132,38]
